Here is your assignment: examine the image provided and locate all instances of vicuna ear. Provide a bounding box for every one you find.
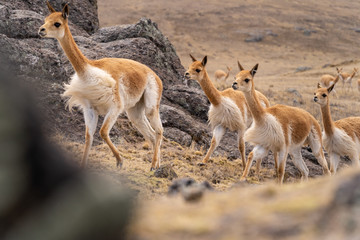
[237,61,244,71]
[327,84,335,93]
[250,63,258,77]
[189,54,197,62]
[317,83,321,89]
[62,3,69,19]
[201,56,207,67]
[46,1,56,13]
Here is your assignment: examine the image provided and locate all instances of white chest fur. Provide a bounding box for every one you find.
[323,128,358,157]
[62,65,116,115]
[208,97,245,132]
[245,113,285,151]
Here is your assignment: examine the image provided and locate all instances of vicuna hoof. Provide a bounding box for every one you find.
[197,162,207,167]
[116,161,123,169]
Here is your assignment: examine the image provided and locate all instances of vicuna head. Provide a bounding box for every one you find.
[38,1,69,39]
[232,62,258,92]
[313,83,334,106]
[184,55,208,82]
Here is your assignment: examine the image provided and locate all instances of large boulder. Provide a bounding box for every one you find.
[0,0,98,34]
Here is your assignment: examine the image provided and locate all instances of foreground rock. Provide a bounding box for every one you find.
[131,170,360,239]
[0,66,134,240]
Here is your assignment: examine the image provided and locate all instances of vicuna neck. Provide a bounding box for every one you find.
[243,85,266,123]
[320,102,335,136]
[350,71,356,78]
[58,25,89,74]
[199,70,222,106]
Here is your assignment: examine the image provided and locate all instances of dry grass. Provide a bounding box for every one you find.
[55,133,283,200]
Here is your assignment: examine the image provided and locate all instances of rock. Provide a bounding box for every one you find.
[160,105,209,145]
[168,178,196,195]
[303,29,317,36]
[295,66,312,72]
[163,85,209,121]
[266,30,278,37]
[319,172,360,238]
[168,178,213,202]
[163,127,192,146]
[0,64,134,240]
[154,164,178,180]
[245,34,263,42]
[0,0,99,34]
[211,170,224,184]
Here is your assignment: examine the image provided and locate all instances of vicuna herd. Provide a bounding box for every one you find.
[39,2,360,184]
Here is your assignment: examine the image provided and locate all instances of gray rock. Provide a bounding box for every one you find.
[164,127,192,146]
[0,66,134,240]
[245,34,263,42]
[154,164,178,180]
[168,178,213,202]
[0,0,99,34]
[295,66,312,72]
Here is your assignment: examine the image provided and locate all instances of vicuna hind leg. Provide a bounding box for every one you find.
[100,107,123,168]
[237,130,246,170]
[308,126,331,175]
[277,149,289,184]
[201,125,226,164]
[289,148,309,181]
[127,105,158,170]
[145,107,163,170]
[81,107,98,168]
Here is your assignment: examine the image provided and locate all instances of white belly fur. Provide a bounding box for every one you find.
[62,65,156,115]
[208,97,245,132]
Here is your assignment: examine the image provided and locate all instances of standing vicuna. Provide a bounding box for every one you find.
[314,83,360,173]
[319,67,342,98]
[340,67,358,90]
[39,2,163,170]
[232,63,330,184]
[184,55,270,169]
[214,66,232,82]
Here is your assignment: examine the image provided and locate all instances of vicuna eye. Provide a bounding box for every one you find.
[195,69,201,73]
[54,22,61,28]
[244,78,250,83]
[322,94,327,97]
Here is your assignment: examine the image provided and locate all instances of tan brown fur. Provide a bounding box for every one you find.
[233,63,330,184]
[340,68,358,90]
[319,71,341,98]
[185,55,270,169]
[214,66,231,82]
[314,85,360,173]
[39,2,163,170]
